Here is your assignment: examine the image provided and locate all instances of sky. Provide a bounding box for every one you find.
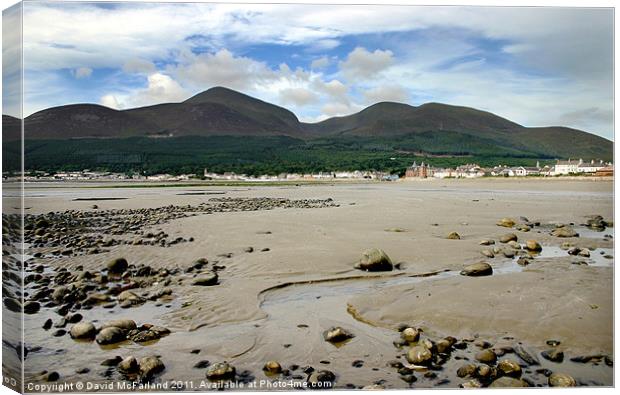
[2,1,614,139]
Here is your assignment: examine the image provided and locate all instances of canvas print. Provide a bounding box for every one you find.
[1,1,614,392]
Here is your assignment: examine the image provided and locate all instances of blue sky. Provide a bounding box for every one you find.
[3,1,614,139]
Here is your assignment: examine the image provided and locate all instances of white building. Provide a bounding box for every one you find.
[554,159,580,175]
[577,160,606,173]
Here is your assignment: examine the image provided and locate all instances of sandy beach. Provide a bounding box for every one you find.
[4,178,613,390]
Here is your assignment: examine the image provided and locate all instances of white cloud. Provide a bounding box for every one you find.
[339,47,394,80]
[310,56,330,70]
[279,87,319,107]
[362,85,409,104]
[73,67,92,79]
[123,58,156,74]
[100,94,121,110]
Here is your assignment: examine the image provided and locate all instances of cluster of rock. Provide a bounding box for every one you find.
[583,215,612,231]
[23,197,337,257]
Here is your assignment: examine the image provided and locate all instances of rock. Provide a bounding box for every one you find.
[499,233,518,243]
[456,364,477,378]
[447,232,461,240]
[3,297,21,313]
[23,301,40,314]
[139,356,165,379]
[244,247,254,253]
[401,327,420,343]
[551,226,578,238]
[107,258,128,274]
[497,218,516,228]
[96,327,127,345]
[460,262,493,277]
[475,349,497,364]
[355,248,393,271]
[548,373,576,387]
[508,240,521,249]
[43,371,60,382]
[193,360,210,369]
[497,359,522,378]
[69,322,96,340]
[517,257,531,266]
[191,272,219,286]
[460,379,482,388]
[43,319,53,330]
[502,249,515,258]
[578,248,590,257]
[52,329,66,337]
[435,338,454,354]
[118,291,145,307]
[324,327,355,343]
[406,345,433,365]
[263,361,282,374]
[479,239,495,246]
[101,356,123,366]
[206,362,236,381]
[481,249,495,258]
[515,224,531,232]
[541,349,564,363]
[101,319,137,332]
[307,370,336,389]
[525,240,542,252]
[489,377,528,388]
[118,356,139,373]
[514,345,539,365]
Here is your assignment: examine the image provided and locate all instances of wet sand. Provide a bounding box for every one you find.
[9,178,614,389]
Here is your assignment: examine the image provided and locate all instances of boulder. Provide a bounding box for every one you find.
[107,258,128,274]
[96,327,127,345]
[355,248,393,272]
[460,262,493,277]
[541,349,564,363]
[69,322,96,340]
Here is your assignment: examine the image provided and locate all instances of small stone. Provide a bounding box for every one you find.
[551,227,578,238]
[489,377,528,388]
[96,327,127,345]
[457,364,476,378]
[406,345,433,365]
[525,240,542,252]
[323,327,355,343]
[263,361,282,374]
[460,262,493,277]
[101,356,122,366]
[541,349,564,363]
[355,248,393,272]
[497,359,522,378]
[481,249,495,258]
[401,327,420,343]
[107,258,128,274]
[192,272,219,286]
[447,232,461,240]
[517,257,530,266]
[549,373,576,387]
[475,349,497,364]
[139,356,165,379]
[118,356,139,373]
[499,233,518,243]
[206,362,236,381]
[101,319,137,332]
[479,239,495,246]
[69,322,96,340]
[307,370,336,389]
[497,218,516,228]
[193,360,210,369]
[23,301,40,314]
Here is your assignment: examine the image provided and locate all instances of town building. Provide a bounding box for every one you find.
[405,161,433,178]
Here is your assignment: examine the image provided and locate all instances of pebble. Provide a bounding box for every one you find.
[206,362,236,380]
[323,327,355,343]
[548,373,576,387]
[460,262,493,277]
[263,361,282,374]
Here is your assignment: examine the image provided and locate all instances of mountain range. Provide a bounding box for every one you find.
[2,86,613,164]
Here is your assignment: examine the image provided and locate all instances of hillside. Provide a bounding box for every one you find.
[2,87,613,173]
